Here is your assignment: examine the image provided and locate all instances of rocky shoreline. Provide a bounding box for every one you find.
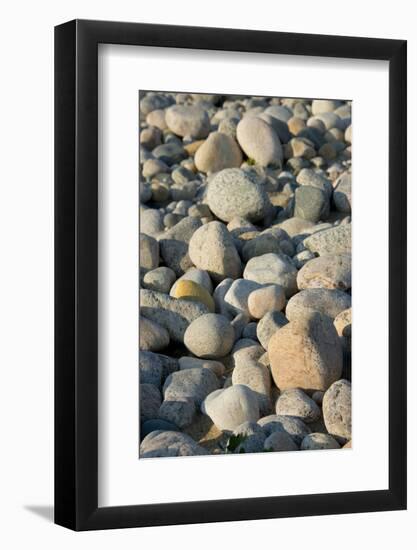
[139,92,352,458]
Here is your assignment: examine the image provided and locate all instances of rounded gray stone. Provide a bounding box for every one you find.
[301,433,341,450]
[264,430,299,452]
[206,168,271,223]
[184,313,235,358]
[143,266,176,293]
[275,388,321,423]
[165,104,210,139]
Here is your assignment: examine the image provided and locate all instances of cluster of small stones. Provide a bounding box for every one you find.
[139,91,352,458]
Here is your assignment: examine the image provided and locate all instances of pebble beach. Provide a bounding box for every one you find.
[138,92,352,458]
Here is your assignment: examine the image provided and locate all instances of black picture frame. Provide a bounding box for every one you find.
[55,19,407,531]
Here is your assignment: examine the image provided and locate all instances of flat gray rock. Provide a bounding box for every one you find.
[163,367,220,406]
[140,383,162,423]
[303,224,351,256]
[140,289,209,343]
[285,288,352,321]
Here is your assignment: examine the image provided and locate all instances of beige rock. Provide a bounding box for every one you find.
[268,311,343,392]
[189,221,242,282]
[236,116,283,167]
[248,284,286,319]
[285,288,351,321]
[195,132,242,173]
[297,254,351,290]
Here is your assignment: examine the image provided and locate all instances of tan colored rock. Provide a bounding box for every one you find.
[297,254,351,290]
[248,284,286,319]
[172,280,215,312]
[195,132,242,173]
[268,311,343,392]
[189,221,242,282]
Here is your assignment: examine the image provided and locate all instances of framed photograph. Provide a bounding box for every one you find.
[55,19,407,530]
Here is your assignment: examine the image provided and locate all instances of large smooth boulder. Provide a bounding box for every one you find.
[268,311,343,392]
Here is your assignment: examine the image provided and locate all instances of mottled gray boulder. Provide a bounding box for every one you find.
[206,169,271,223]
[140,383,162,423]
[140,430,206,457]
[139,233,159,271]
[189,221,242,282]
[323,379,352,441]
[143,266,176,294]
[170,267,213,296]
[224,279,263,317]
[163,367,219,407]
[256,311,288,350]
[139,351,164,388]
[243,253,298,297]
[268,311,343,392]
[184,313,235,358]
[248,284,286,319]
[139,316,170,352]
[303,223,351,256]
[236,116,283,167]
[195,132,242,173]
[294,186,329,222]
[264,430,298,452]
[140,289,209,343]
[201,385,260,431]
[297,254,351,291]
[165,105,210,139]
[142,158,169,180]
[275,388,321,423]
[301,433,340,450]
[158,398,196,428]
[285,288,351,321]
[334,173,352,213]
[258,414,311,446]
[158,216,202,275]
[232,421,266,453]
